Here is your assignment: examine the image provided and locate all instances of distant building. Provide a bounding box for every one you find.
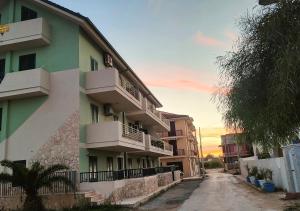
[220,133,253,170]
[158,112,200,177]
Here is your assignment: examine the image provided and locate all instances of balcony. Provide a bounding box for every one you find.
[144,135,173,156]
[85,121,145,151]
[0,68,50,100]
[0,18,51,53]
[127,98,170,131]
[85,68,142,112]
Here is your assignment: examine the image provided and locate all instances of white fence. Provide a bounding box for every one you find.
[239,156,289,191]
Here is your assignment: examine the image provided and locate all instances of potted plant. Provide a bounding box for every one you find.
[262,169,275,192]
[255,169,264,187]
[245,164,251,183]
[257,168,266,188]
[249,167,257,185]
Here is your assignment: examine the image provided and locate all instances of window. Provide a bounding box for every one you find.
[107,157,113,171]
[0,59,5,82]
[19,54,36,71]
[90,57,98,71]
[128,158,133,169]
[12,160,26,186]
[90,104,99,123]
[21,6,37,21]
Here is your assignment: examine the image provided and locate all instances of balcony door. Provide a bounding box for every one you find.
[89,156,97,181]
[117,157,123,170]
[0,59,5,83]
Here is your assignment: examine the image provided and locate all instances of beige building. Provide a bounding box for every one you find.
[158,112,200,177]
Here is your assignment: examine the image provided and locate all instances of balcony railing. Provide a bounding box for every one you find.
[0,18,51,53]
[122,124,144,142]
[164,142,173,152]
[80,166,179,183]
[119,74,140,101]
[151,139,164,150]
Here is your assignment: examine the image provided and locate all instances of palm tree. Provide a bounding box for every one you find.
[0,160,75,211]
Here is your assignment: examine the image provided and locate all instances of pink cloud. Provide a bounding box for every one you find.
[144,79,217,94]
[194,32,226,48]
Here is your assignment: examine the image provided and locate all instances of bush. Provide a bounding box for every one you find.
[204,159,223,169]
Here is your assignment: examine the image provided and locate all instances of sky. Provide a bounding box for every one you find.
[52,0,259,156]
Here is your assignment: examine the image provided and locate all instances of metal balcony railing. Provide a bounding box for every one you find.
[119,75,140,101]
[80,166,179,183]
[122,124,143,142]
[164,142,173,152]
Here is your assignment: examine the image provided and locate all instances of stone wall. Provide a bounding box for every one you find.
[0,193,86,211]
[100,171,181,203]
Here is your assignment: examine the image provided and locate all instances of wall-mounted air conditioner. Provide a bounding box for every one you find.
[103,104,114,116]
[104,53,113,67]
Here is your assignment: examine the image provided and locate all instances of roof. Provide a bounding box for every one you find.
[161,111,190,119]
[33,0,163,107]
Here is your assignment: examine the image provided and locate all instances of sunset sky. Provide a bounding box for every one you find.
[52,0,259,156]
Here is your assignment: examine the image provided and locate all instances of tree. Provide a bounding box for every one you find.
[0,160,75,211]
[216,0,300,148]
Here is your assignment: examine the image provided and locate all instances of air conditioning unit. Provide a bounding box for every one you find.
[104,53,113,67]
[103,104,114,116]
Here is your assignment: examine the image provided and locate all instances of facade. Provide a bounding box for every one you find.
[158,112,200,177]
[220,133,253,170]
[0,0,174,198]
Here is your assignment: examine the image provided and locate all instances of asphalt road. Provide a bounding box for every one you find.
[137,179,201,211]
[179,169,287,211]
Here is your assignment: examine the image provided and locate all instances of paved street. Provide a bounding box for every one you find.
[137,169,290,211]
[179,169,288,211]
[137,180,200,211]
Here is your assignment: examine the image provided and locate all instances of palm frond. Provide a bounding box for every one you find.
[37,175,75,191]
[38,164,69,181]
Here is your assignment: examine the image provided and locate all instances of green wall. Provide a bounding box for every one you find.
[0,0,80,142]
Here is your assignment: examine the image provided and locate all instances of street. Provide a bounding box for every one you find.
[180,169,288,211]
[137,169,290,211]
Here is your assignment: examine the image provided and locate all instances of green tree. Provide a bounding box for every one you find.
[0,160,75,211]
[216,0,300,148]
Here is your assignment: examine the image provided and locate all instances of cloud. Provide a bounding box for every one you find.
[144,79,216,94]
[194,32,227,48]
[135,63,218,94]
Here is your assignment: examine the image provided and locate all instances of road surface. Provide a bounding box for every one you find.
[179,169,288,211]
[137,180,200,211]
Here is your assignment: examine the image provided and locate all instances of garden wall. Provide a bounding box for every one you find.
[240,157,289,191]
[80,170,181,202]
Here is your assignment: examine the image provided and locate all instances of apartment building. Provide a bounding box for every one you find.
[220,133,253,170]
[0,0,174,195]
[159,112,200,177]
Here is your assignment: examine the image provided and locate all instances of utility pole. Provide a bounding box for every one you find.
[198,127,205,175]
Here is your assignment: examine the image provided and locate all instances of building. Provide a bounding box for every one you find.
[220,133,253,170]
[0,0,177,202]
[158,112,200,177]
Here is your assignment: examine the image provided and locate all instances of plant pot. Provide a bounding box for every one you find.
[258,179,265,188]
[249,176,256,185]
[246,176,251,183]
[255,179,261,187]
[263,182,275,192]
